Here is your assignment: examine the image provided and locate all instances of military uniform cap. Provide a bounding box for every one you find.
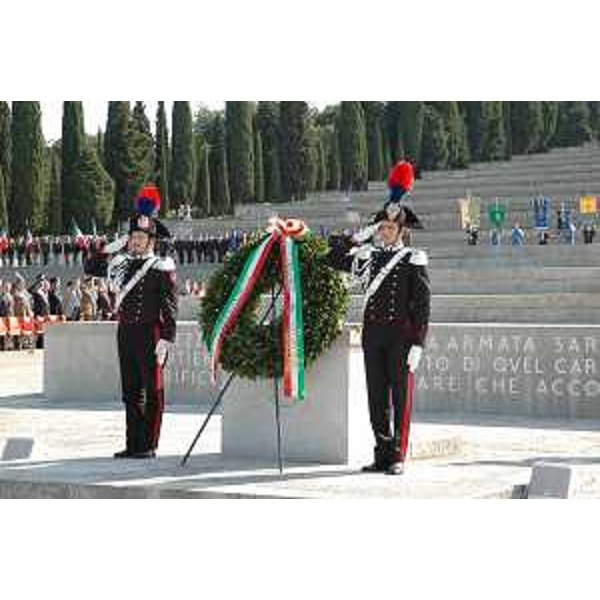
[129,185,171,240]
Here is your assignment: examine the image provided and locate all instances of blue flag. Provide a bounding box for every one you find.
[533,197,550,231]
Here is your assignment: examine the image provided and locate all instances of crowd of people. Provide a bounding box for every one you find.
[0,273,65,350]
[0,269,210,351]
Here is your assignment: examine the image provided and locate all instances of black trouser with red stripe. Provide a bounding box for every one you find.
[117,323,165,453]
[362,323,415,467]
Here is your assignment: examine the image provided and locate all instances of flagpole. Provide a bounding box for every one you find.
[271,281,284,476]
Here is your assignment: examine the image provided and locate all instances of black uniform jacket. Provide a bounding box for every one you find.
[327,235,431,346]
[84,252,178,343]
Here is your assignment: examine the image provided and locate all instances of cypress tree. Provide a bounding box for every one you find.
[256,102,282,202]
[208,114,231,215]
[398,101,425,165]
[382,132,392,172]
[154,101,169,215]
[61,101,86,228]
[104,101,132,224]
[193,105,215,138]
[463,102,486,162]
[10,102,45,233]
[254,127,265,202]
[226,101,255,205]
[588,101,600,140]
[316,133,327,191]
[128,101,154,201]
[41,144,53,227]
[384,102,404,164]
[0,166,7,231]
[279,101,311,201]
[48,145,62,233]
[431,102,469,168]
[314,105,339,129]
[96,129,103,158]
[326,128,341,191]
[363,102,385,182]
[510,101,544,154]
[72,144,115,230]
[554,102,592,146]
[170,101,194,208]
[194,137,211,216]
[0,102,11,215]
[306,121,320,193]
[338,101,368,191]
[541,101,559,151]
[419,106,449,170]
[502,101,513,159]
[456,111,470,167]
[481,102,507,161]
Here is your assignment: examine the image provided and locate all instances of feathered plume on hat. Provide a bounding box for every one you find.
[128,184,171,239]
[372,160,423,228]
[134,185,161,217]
[388,160,415,202]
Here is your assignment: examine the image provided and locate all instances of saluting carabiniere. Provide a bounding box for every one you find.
[85,185,177,459]
[326,161,431,475]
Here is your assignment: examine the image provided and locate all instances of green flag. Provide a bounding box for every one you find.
[488,202,506,228]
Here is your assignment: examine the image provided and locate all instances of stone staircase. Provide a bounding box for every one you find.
[165,143,600,235]
[167,144,600,325]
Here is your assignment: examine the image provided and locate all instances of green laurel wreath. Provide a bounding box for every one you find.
[200,232,349,380]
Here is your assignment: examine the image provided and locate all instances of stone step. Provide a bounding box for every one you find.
[415,235,596,249]
[430,266,600,294]
[183,191,594,219]
[0,399,465,498]
[177,291,600,324]
[345,293,600,324]
[431,266,600,279]
[431,281,600,294]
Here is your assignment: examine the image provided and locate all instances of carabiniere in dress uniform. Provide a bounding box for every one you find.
[85,185,177,459]
[326,161,431,475]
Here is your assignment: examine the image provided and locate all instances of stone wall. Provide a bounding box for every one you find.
[44,321,600,420]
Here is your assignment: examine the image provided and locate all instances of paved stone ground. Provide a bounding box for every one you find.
[2,351,600,498]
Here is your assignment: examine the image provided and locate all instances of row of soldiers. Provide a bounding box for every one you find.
[0,230,251,268]
[0,235,104,268]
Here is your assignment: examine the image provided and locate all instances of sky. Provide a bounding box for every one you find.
[40,101,334,142]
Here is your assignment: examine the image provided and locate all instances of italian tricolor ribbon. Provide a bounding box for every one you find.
[208,217,308,401]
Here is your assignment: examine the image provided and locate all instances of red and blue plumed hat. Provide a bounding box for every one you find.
[129,185,171,239]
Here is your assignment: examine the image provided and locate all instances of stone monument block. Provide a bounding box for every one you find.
[44,322,214,405]
[221,325,373,465]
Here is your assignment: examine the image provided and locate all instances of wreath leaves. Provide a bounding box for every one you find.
[200,232,349,380]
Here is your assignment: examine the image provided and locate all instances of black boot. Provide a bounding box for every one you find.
[361,462,387,473]
[114,449,133,459]
[361,446,389,473]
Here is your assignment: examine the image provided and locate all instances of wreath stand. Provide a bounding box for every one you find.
[180,283,285,474]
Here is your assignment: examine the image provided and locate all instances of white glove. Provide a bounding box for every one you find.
[407,346,423,373]
[352,223,379,244]
[103,235,128,254]
[155,339,174,368]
